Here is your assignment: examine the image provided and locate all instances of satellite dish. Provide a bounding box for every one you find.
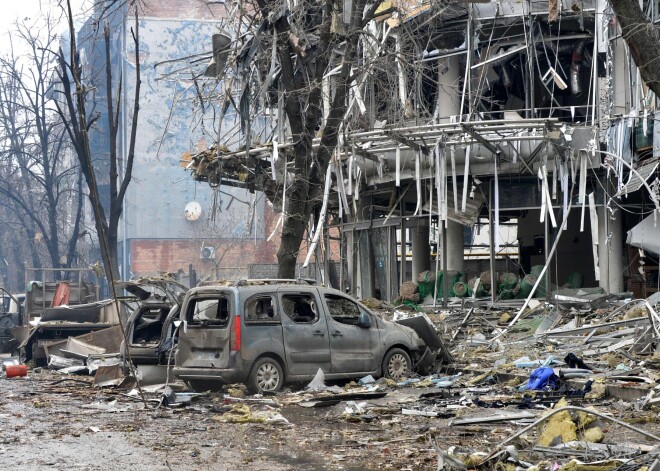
[184,201,202,221]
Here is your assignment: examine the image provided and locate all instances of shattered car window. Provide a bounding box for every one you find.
[132,306,169,344]
[325,294,361,326]
[187,297,230,327]
[281,294,318,324]
[245,295,279,324]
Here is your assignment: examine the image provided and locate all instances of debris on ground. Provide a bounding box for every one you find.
[1,288,660,469]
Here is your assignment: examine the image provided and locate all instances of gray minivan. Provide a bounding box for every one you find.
[173,281,438,393]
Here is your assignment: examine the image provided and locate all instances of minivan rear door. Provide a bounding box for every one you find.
[278,288,331,375]
[176,292,233,369]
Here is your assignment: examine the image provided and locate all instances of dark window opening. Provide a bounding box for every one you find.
[187,297,230,327]
[325,294,361,326]
[245,296,279,324]
[281,293,319,324]
[132,306,169,344]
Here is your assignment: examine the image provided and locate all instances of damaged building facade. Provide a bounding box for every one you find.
[188,0,660,301]
[78,0,282,284]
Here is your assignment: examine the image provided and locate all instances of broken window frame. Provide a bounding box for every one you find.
[324,293,362,326]
[279,293,320,325]
[244,294,280,325]
[130,304,171,345]
[185,295,231,328]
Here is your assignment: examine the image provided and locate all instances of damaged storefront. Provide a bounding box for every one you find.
[186,0,660,303]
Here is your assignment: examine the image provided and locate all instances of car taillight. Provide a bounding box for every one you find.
[230,316,241,351]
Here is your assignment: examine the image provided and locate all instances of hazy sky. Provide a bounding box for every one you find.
[0,0,86,54]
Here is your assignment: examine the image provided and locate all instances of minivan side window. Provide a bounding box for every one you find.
[325,294,361,325]
[245,295,279,324]
[281,294,319,324]
[187,297,230,327]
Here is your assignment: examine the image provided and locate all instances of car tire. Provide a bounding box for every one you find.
[247,357,284,394]
[382,348,411,380]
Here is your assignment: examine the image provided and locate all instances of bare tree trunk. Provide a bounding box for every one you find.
[265,0,371,279]
[56,1,141,284]
[611,0,660,97]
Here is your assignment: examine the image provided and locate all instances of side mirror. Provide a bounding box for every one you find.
[357,311,372,329]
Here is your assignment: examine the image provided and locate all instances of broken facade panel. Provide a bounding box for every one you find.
[188,0,660,303]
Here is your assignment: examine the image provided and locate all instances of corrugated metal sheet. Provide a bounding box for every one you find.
[422,188,485,227]
[618,157,659,196]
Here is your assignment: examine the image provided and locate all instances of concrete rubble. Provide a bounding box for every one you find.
[1,286,660,469]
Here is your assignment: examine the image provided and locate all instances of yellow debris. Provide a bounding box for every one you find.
[576,409,597,427]
[583,426,604,443]
[537,398,577,446]
[211,404,265,424]
[586,382,607,400]
[558,459,622,471]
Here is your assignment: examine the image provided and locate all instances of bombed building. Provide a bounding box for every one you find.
[187,0,660,302]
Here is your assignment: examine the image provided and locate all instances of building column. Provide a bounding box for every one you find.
[435,56,461,122]
[354,199,374,299]
[411,222,431,278]
[445,219,464,274]
[597,208,624,293]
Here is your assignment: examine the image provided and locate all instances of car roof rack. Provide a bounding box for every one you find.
[233,278,318,287]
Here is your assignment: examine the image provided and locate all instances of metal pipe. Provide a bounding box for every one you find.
[570,40,588,95]
[470,45,527,69]
[499,63,513,89]
[345,136,552,155]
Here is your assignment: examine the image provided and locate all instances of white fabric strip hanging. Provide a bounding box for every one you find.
[270,140,278,180]
[347,152,354,196]
[395,145,401,187]
[450,146,458,213]
[588,192,600,280]
[543,166,557,228]
[551,159,557,200]
[579,152,588,232]
[561,160,569,230]
[414,152,422,216]
[303,163,334,268]
[267,170,287,242]
[539,167,546,225]
[462,145,471,212]
[494,157,500,252]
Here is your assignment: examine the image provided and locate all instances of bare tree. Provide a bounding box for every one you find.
[190,0,386,278]
[610,0,660,97]
[0,16,85,280]
[54,0,141,283]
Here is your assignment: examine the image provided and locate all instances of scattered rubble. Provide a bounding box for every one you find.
[1,285,660,469]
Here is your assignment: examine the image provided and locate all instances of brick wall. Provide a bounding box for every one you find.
[129,205,342,279]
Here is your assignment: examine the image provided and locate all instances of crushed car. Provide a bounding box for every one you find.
[172,279,447,393]
[17,276,116,364]
[119,278,188,366]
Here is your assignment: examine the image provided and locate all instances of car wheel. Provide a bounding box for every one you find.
[248,357,284,394]
[382,348,411,380]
